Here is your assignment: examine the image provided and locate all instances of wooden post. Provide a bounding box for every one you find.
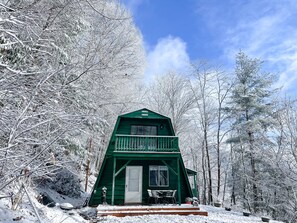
[112,157,116,205]
[177,158,181,205]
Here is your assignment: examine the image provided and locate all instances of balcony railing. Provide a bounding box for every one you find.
[115,134,179,152]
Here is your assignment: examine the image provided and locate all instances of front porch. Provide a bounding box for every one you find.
[109,154,191,206]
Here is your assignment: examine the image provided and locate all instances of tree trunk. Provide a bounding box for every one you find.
[249,132,258,212]
[230,144,236,205]
[217,112,221,196]
[204,128,213,204]
[201,140,207,205]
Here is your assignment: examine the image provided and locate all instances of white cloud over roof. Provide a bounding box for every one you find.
[145,36,190,80]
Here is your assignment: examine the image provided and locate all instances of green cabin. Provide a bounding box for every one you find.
[88,108,197,206]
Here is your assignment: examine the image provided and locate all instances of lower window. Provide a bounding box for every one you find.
[149,166,169,187]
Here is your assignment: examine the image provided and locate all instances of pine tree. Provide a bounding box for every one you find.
[227,52,276,212]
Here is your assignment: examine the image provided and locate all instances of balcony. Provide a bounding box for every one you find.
[115,134,179,152]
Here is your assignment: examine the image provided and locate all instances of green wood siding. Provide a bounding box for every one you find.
[89,158,193,205]
[117,118,172,136]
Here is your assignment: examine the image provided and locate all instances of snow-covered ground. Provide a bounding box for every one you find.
[99,205,283,223]
[0,186,91,223]
[0,183,284,223]
[1,197,284,223]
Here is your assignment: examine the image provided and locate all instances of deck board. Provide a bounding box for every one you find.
[97,206,208,218]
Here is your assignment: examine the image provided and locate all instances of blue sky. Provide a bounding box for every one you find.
[121,0,297,96]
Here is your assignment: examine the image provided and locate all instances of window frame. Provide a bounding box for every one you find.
[131,125,157,136]
[149,165,169,187]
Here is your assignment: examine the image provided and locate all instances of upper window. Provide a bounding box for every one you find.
[149,166,169,187]
[131,125,157,135]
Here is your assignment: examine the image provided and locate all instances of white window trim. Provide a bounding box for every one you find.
[149,165,169,187]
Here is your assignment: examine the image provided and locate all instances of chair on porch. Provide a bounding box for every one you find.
[164,190,177,204]
[147,189,161,204]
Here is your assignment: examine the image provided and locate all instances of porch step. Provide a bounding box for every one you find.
[97,206,208,218]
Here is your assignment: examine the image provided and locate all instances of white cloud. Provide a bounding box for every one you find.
[216,1,297,95]
[195,0,297,95]
[145,36,190,81]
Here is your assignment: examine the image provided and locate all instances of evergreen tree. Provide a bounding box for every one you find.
[227,52,276,212]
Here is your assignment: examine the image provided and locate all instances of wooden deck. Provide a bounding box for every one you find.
[97,205,208,218]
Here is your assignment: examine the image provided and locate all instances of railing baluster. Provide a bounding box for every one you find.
[136,137,138,150]
[119,137,121,150]
[120,136,122,150]
[124,136,126,150]
[115,137,118,150]
[137,136,139,151]
[158,137,161,150]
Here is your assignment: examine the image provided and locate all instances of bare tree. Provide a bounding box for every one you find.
[186,61,232,205]
[145,71,194,135]
[0,0,145,191]
[188,62,217,204]
[214,69,233,197]
[270,98,297,221]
